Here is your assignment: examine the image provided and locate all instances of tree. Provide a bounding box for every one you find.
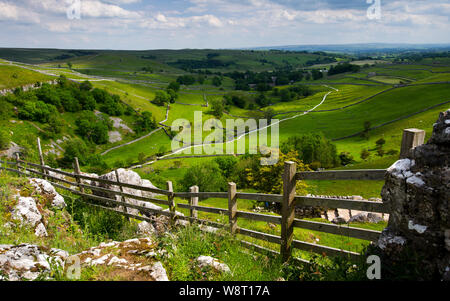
[166,88,178,103]
[80,81,93,91]
[339,152,354,166]
[281,133,339,168]
[210,99,224,118]
[180,162,227,192]
[360,149,371,161]
[167,81,180,92]
[67,62,73,69]
[280,89,292,102]
[177,75,196,85]
[60,138,89,167]
[375,138,386,148]
[152,91,170,106]
[134,111,156,134]
[75,111,110,144]
[262,108,275,124]
[214,156,238,179]
[362,121,371,140]
[244,150,309,194]
[212,76,222,87]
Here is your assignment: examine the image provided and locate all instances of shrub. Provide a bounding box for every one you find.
[360,149,371,160]
[339,152,354,165]
[244,150,309,194]
[281,133,339,168]
[214,156,238,179]
[75,111,110,144]
[19,101,57,123]
[60,138,89,167]
[210,99,224,118]
[179,162,227,192]
[168,81,180,92]
[152,91,170,106]
[134,111,156,134]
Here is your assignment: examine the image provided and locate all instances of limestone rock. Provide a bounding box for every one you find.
[0,244,67,281]
[196,256,231,273]
[376,109,449,280]
[349,212,383,223]
[29,178,66,209]
[137,221,156,235]
[13,196,42,228]
[150,262,169,281]
[92,169,161,217]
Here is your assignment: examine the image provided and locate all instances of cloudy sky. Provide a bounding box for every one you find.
[0,0,449,50]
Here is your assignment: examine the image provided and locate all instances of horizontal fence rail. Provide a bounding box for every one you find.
[296,169,387,181]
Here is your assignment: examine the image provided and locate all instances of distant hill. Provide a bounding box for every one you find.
[246,43,450,54]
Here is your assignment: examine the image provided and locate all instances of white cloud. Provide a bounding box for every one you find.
[0,2,19,20]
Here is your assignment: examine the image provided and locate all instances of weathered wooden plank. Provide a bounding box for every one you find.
[0,160,19,166]
[400,129,425,159]
[228,182,238,235]
[236,192,283,203]
[177,215,226,229]
[19,161,76,178]
[78,182,169,206]
[237,227,281,245]
[292,239,360,260]
[294,196,389,213]
[48,180,174,218]
[281,161,296,262]
[293,219,382,241]
[23,167,77,186]
[238,239,281,257]
[75,174,169,195]
[177,203,228,215]
[236,211,281,224]
[296,169,386,181]
[174,191,228,199]
[189,186,199,220]
[76,198,154,224]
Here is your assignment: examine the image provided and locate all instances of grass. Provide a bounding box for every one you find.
[0,65,55,90]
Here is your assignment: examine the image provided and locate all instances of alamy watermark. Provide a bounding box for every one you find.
[171,112,280,165]
[366,0,382,20]
[366,255,381,279]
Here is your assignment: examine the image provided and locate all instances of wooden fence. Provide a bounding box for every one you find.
[0,129,426,263]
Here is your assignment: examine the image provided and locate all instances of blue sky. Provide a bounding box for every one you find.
[0,0,448,49]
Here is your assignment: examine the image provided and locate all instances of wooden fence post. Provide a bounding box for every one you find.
[400,128,425,159]
[281,161,296,262]
[115,169,130,221]
[189,185,199,222]
[73,157,84,194]
[15,153,21,176]
[167,181,176,223]
[228,182,237,235]
[37,137,47,180]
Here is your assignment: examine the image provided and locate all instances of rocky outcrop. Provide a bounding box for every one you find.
[9,179,67,238]
[75,237,169,281]
[375,109,450,281]
[92,168,162,217]
[0,244,68,281]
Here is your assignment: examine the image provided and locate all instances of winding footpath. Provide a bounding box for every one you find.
[129,85,338,169]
